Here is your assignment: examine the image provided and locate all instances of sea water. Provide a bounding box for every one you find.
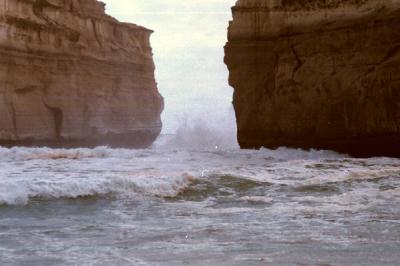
[0,134,399,265]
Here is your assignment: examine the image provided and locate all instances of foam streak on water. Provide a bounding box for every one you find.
[0,139,399,265]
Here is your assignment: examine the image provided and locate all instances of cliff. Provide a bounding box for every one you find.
[225,0,400,157]
[0,0,163,148]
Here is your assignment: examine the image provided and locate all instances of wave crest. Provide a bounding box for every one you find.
[0,172,195,206]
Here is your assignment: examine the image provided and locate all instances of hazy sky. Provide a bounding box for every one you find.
[102,0,236,133]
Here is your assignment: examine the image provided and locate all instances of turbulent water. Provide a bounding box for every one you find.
[0,135,399,265]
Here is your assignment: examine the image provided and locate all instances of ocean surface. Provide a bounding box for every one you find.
[0,134,399,265]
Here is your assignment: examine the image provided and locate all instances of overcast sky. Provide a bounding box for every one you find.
[102,0,236,133]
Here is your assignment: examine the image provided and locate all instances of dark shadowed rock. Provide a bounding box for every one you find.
[0,0,163,148]
[225,0,400,157]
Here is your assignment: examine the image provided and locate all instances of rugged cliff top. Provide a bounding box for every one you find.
[1,0,151,30]
[229,0,400,40]
[235,0,372,10]
[0,0,154,62]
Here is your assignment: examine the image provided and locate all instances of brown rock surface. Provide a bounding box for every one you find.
[0,0,163,148]
[225,0,400,157]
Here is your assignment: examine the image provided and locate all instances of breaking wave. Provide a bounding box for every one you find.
[0,171,195,206]
[155,114,238,150]
[0,139,398,207]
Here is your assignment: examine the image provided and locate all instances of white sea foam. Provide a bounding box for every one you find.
[156,117,239,150]
[239,196,273,204]
[380,187,400,200]
[0,167,195,206]
[0,144,398,207]
[292,187,385,213]
[0,146,115,161]
[304,166,400,186]
[257,147,345,160]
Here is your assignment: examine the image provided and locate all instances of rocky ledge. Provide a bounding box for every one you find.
[0,0,163,148]
[225,0,400,157]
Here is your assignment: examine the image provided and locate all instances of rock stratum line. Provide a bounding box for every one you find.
[225,0,400,157]
[0,0,163,148]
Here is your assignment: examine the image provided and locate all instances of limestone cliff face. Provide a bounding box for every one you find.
[0,0,163,148]
[225,0,400,157]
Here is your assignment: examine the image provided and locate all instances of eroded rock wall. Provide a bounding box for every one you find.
[0,0,163,148]
[225,0,400,157]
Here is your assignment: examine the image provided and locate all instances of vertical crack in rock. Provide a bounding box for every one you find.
[9,97,18,139]
[4,61,18,139]
[271,55,280,98]
[44,104,63,139]
[290,45,304,80]
[91,19,102,48]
